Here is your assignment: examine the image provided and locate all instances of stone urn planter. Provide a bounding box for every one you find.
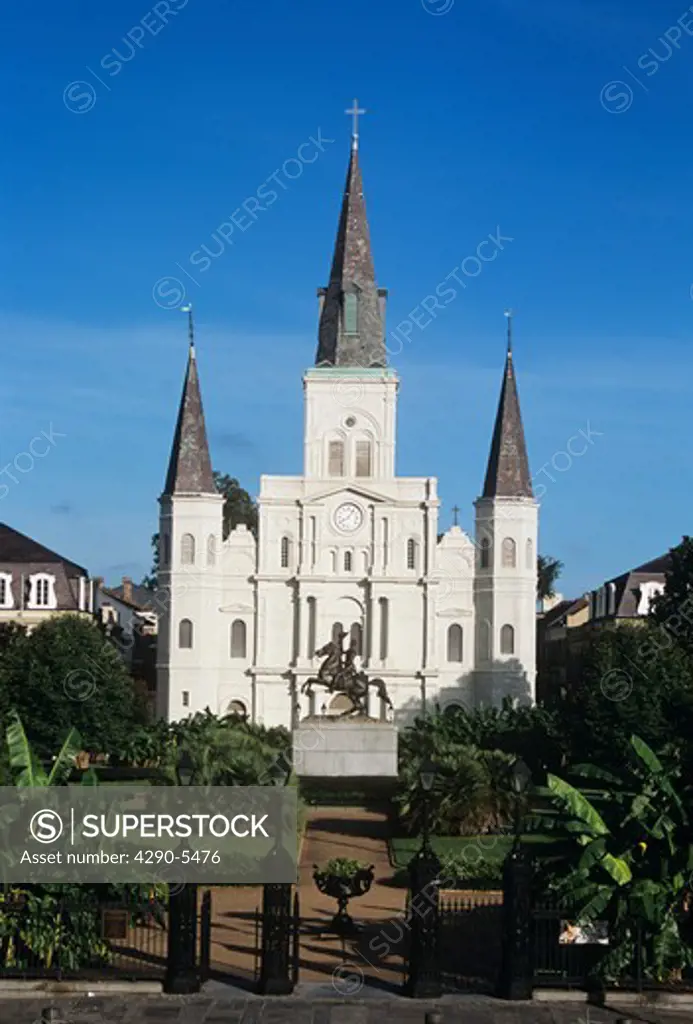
[313,858,375,935]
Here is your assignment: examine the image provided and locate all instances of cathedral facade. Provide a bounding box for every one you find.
[156,137,538,728]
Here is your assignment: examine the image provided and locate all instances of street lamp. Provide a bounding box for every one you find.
[178,750,194,787]
[510,757,531,849]
[405,757,442,998]
[499,756,533,1000]
[419,758,437,855]
[164,749,200,994]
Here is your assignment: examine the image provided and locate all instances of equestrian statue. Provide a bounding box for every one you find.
[301,629,393,718]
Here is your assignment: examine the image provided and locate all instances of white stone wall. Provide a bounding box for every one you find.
[473,496,538,706]
[157,367,538,726]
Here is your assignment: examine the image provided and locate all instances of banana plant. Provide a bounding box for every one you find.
[5,711,98,786]
[534,734,693,982]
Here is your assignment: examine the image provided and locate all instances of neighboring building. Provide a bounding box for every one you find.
[96,576,158,707]
[536,553,671,700]
[156,130,539,727]
[0,523,93,627]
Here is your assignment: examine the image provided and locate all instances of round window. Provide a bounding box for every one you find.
[344,416,356,428]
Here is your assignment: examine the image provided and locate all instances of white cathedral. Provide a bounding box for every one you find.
[156,133,539,729]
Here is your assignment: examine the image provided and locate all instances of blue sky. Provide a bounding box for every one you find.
[2,0,693,596]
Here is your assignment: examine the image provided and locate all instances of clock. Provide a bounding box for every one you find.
[333,501,364,533]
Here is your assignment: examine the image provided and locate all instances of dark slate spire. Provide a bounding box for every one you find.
[482,312,533,499]
[315,133,386,368]
[164,320,215,495]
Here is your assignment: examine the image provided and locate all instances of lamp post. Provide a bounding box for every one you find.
[164,751,201,995]
[405,759,442,998]
[499,756,533,1000]
[258,759,296,995]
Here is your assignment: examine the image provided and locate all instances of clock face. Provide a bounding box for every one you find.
[333,501,364,534]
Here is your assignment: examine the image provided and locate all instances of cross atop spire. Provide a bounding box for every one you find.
[182,302,194,349]
[452,505,460,526]
[504,308,514,354]
[345,98,366,150]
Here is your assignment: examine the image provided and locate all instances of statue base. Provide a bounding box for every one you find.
[293,716,398,778]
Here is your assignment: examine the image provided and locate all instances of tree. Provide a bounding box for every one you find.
[142,470,257,590]
[559,622,693,776]
[0,615,148,759]
[650,536,693,657]
[214,471,258,540]
[538,554,563,602]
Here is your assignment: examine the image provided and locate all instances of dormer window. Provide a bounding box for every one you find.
[343,292,358,334]
[27,573,57,610]
[0,573,13,609]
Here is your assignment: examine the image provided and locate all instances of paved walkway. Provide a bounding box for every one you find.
[202,806,406,991]
[4,990,692,1023]
[297,806,406,989]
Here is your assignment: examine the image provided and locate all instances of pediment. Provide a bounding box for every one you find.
[303,484,389,505]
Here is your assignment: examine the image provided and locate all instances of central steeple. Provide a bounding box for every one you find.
[315,107,386,369]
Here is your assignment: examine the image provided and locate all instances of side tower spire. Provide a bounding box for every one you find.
[163,307,215,495]
[157,307,223,723]
[474,312,538,708]
[315,101,386,368]
[482,309,532,499]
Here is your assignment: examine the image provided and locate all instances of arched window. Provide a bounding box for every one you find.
[407,539,417,571]
[179,619,193,649]
[607,582,616,616]
[344,550,353,572]
[444,703,463,718]
[230,620,247,658]
[362,549,369,572]
[502,537,516,568]
[280,536,291,568]
[500,624,515,655]
[328,440,345,477]
[480,536,491,569]
[181,533,195,565]
[228,699,247,719]
[379,598,389,660]
[331,621,344,645]
[307,597,317,657]
[330,550,337,573]
[343,292,358,333]
[447,624,463,663]
[207,534,216,566]
[355,440,372,477]
[525,538,533,569]
[349,622,363,656]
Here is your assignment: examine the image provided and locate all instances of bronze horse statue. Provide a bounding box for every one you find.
[301,634,393,718]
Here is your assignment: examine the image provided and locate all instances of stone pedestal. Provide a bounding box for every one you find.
[293,717,398,778]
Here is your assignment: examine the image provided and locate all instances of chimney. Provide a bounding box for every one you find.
[122,576,133,603]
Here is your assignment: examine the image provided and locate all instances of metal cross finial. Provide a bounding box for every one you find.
[504,308,514,354]
[345,98,366,149]
[181,302,194,349]
[452,505,460,526]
